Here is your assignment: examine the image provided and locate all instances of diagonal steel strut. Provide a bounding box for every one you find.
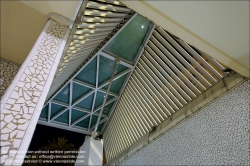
[94,58,120,132]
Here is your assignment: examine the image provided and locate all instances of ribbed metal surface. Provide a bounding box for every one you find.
[103,26,226,161]
[46,0,132,99]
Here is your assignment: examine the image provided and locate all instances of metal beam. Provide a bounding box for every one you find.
[38,120,91,135]
[94,59,120,132]
[88,54,100,130]
[100,51,133,68]
[101,23,157,134]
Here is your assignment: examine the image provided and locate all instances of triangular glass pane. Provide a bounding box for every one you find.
[102,73,128,94]
[102,101,115,115]
[72,83,92,103]
[90,115,105,129]
[75,93,94,110]
[71,109,88,123]
[40,105,48,119]
[95,100,115,115]
[115,63,128,75]
[98,56,115,85]
[75,57,97,85]
[75,116,90,129]
[98,55,129,85]
[94,91,114,109]
[104,14,152,62]
[90,115,98,128]
[97,122,105,132]
[53,84,69,104]
[54,110,69,124]
[51,103,67,118]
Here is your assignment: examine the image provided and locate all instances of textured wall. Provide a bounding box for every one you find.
[0,20,68,165]
[121,80,249,165]
[0,58,20,98]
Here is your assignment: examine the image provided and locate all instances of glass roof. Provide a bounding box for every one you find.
[104,15,151,62]
[39,13,153,134]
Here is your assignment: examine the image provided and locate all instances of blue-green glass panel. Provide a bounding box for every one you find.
[97,122,104,132]
[71,109,87,123]
[40,105,48,119]
[53,84,69,104]
[75,57,97,85]
[75,93,94,110]
[95,100,115,115]
[72,83,92,103]
[90,115,105,128]
[103,101,115,115]
[98,56,128,85]
[54,110,69,124]
[98,56,115,85]
[104,14,152,62]
[102,73,128,94]
[94,91,114,109]
[75,116,90,128]
[51,103,67,118]
[116,64,128,75]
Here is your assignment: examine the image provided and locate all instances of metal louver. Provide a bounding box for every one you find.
[46,0,132,99]
[103,26,226,161]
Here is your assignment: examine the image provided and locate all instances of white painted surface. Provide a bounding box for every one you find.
[75,137,103,166]
[121,1,250,77]
[20,1,79,21]
[0,20,70,165]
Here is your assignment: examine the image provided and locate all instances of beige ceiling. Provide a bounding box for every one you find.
[2,1,249,77]
[20,1,80,22]
[121,1,250,77]
[1,1,46,64]
[1,1,79,64]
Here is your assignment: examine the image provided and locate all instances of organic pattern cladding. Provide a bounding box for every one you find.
[121,80,249,165]
[0,58,20,98]
[0,21,67,164]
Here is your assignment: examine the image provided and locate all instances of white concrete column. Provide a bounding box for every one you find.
[0,19,70,165]
[75,137,103,166]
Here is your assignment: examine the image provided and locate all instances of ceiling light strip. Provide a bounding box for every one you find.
[77,23,121,29]
[86,1,130,13]
[95,0,126,6]
[81,16,123,23]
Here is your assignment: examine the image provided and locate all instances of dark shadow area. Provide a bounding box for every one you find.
[28,124,86,151]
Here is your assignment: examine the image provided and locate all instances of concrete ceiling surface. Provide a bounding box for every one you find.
[1,1,46,64]
[19,0,80,21]
[121,1,250,77]
[1,1,80,64]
